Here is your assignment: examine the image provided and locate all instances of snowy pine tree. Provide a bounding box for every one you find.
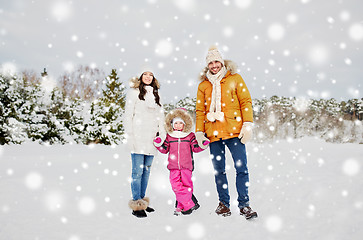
[40,88,70,144]
[15,72,68,144]
[343,98,363,120]
[82,69,126,145]
[17,75,48,143]
[0,74,27,144]
[101,69,126,108]
[164,96,196,119]
[65,98,87,143]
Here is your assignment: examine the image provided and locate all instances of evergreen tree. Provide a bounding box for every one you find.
[18,76,47,142]
[102,69,126,108]
[358,99,363,120]
[0,74,26,144]
[64,97,86,143]
[83,100,104,144]
[40,88,70,144]
[16,72,68,144]
[83,69,126,145]
[344,99,363,120]
[164,97,196,118]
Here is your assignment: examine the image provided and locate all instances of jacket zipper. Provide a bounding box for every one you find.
[177,138,181,169]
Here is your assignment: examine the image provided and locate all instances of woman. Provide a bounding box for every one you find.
[124,70,165,218]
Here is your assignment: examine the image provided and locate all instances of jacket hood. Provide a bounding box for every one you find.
[165,108,193,135]
[129,76,161,89]
[199,59,237,82]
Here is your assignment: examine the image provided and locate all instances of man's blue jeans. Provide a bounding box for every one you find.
[131,153,154,200]
[209,137,250,209]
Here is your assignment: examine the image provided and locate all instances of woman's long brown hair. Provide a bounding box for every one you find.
[137,73,161,107]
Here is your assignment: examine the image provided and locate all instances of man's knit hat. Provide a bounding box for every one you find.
[206,45,224,65]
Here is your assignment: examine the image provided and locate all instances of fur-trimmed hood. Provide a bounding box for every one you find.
[164,108,193,136]
[199,59,238,82]
[128,76,161,89]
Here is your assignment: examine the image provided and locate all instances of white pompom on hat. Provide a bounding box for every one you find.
[206,45,224,65]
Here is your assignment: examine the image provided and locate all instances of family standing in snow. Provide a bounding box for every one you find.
[124,45,257,220]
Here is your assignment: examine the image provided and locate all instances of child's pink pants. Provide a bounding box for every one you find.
[169,169,195,211]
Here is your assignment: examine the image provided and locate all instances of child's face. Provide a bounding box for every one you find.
[173,121,184,131]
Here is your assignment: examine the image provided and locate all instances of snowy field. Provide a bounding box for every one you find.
[0,137,362,240]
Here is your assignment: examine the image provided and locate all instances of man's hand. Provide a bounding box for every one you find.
[196,132,209,149]
[238,122,253,144]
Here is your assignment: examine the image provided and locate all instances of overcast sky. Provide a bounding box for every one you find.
[1,0,362,103]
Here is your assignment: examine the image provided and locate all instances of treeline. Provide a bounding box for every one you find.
[1,69,126,145]
[165,96,363,144]
[1,68,362,145]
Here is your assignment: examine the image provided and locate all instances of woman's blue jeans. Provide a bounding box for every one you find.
[209,137,250,209]
[131,153,154,201]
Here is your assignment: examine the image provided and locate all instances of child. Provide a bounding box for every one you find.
[154,108,209,215]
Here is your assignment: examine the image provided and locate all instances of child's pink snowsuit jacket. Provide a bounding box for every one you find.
[157,132,204,171]
[154,108,206,171]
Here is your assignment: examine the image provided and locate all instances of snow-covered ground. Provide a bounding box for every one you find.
[0,137,362,240]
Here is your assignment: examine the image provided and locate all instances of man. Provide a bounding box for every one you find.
[195,46,258,220]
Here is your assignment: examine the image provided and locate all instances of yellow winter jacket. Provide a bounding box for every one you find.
[195,60,253,143]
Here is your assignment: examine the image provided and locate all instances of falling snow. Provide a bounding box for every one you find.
[0,138,362,239]
[265,215,283,232]
[155,39,174,57]
[348,23,363,41]
[51,1,73,22]
[267,23,285,41]
[78,196,96,215]
[1,0,363,239]
[0,1,361,102]
[342,158,360,176]
[24,172,43,190]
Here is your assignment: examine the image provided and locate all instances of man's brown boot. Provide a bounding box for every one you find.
[240,206,258,220]
[215,202,231,217]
